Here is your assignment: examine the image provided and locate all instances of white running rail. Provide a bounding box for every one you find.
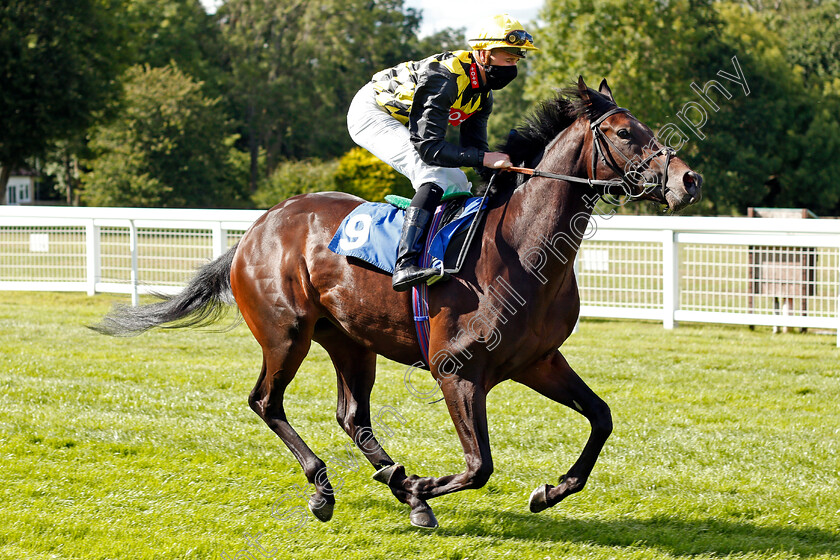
[2,206,839,345]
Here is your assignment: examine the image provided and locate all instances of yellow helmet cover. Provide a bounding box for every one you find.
[468,13,538,57]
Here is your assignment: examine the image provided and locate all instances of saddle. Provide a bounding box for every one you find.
[328,192,486,282]
[382,191,468,211]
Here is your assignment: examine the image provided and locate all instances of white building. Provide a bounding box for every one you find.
[4,169,36,205]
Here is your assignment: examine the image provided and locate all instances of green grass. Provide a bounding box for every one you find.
[1,292,838,560]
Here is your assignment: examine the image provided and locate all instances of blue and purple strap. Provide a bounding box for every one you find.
[411,204,447,366]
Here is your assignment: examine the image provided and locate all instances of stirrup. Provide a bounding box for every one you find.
[393,262,446,291]
[425,260,449,286]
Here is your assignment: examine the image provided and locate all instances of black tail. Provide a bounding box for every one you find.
[91,244,239,337]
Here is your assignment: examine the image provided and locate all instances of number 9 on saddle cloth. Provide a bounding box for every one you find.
[328,195,485,279]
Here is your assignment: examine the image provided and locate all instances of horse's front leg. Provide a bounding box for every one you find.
[373,376,492,528]
[513,349,613,512]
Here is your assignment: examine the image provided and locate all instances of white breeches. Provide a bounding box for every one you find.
[346,82,472,194]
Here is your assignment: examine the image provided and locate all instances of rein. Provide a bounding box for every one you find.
[506,107,676,201]
[505,166,623,189]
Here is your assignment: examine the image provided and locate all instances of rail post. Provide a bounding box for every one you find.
[211,221,226,259]
[85,220,100,296]
[129,220,139,307]
[836,242,840,347]
[662,229,678,329]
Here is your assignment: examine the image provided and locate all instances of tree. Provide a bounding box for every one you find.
[487,57,536,150]
[251,158,339,208]
[776,0,840,87]
[705,2,840,215]
[0,0,127,203]
[527,0,736,213]
[82,64,245,207]
[218,0,423,192]
[749,0,840,214]
[413,26,468,55]
[529,0,840,215]
[530,0,727,128]
[334,147,413,201]
[122,0,226,95]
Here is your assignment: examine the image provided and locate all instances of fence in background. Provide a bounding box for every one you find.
[0,207,262,306]
[2,206,839,345]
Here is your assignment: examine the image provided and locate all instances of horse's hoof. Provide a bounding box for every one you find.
[308,495,334,522]
[409,504,439,529]
[372,463,405,485]
[528,484,552,513]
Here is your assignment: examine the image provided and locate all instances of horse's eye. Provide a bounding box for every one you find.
[617,129,631,139]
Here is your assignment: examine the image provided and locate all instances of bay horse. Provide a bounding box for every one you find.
[94,77,702,529]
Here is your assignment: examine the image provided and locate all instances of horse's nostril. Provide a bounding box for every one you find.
[683,171,700,195]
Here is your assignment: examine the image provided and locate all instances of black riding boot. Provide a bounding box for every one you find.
[392,182,444,292]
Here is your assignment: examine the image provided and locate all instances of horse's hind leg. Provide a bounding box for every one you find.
[374,374,493,528]
[315,325,437,525]
[248,317,337,522]
[513,349,613,513]
[314,325,394,470]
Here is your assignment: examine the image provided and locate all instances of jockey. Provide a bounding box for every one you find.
[347,13,538,291]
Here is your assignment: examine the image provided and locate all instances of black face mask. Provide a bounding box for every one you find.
[482,64,518,90]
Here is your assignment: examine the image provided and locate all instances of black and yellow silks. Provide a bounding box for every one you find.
[370,50,492,170]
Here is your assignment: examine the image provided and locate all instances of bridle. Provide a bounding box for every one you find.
[451,110,674,285]
[589,107,675,201]
[508,107,676,202]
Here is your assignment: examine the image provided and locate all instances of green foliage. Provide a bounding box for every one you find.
[412,26,468,55]
[8,0,837,214]
[529,0,840,215]
[761,0,840,215]
[334,147,413,201]
[527,0,735,213]
[685,3,795,214]
[530,0,725,127]
[0,0,127,197]
[704,2,840,215]
[219,0,424,191]
[82,64,245,208]
[769,0,840,87]
[122,0,225,95]
[251,158,339,208]
[784,95,840,212]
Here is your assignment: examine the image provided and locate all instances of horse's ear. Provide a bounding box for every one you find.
[598,79,615,103]
[577,75,591,103]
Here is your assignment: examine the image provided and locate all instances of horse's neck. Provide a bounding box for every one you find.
[506,119,594,279]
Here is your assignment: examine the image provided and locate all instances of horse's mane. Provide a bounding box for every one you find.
[486,85,617,192]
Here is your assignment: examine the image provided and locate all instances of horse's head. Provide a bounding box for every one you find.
[576,77,702,212]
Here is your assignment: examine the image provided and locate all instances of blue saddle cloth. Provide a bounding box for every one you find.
[328,197,484,273]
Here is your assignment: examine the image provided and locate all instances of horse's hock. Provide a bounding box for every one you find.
[748,208,818,332]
